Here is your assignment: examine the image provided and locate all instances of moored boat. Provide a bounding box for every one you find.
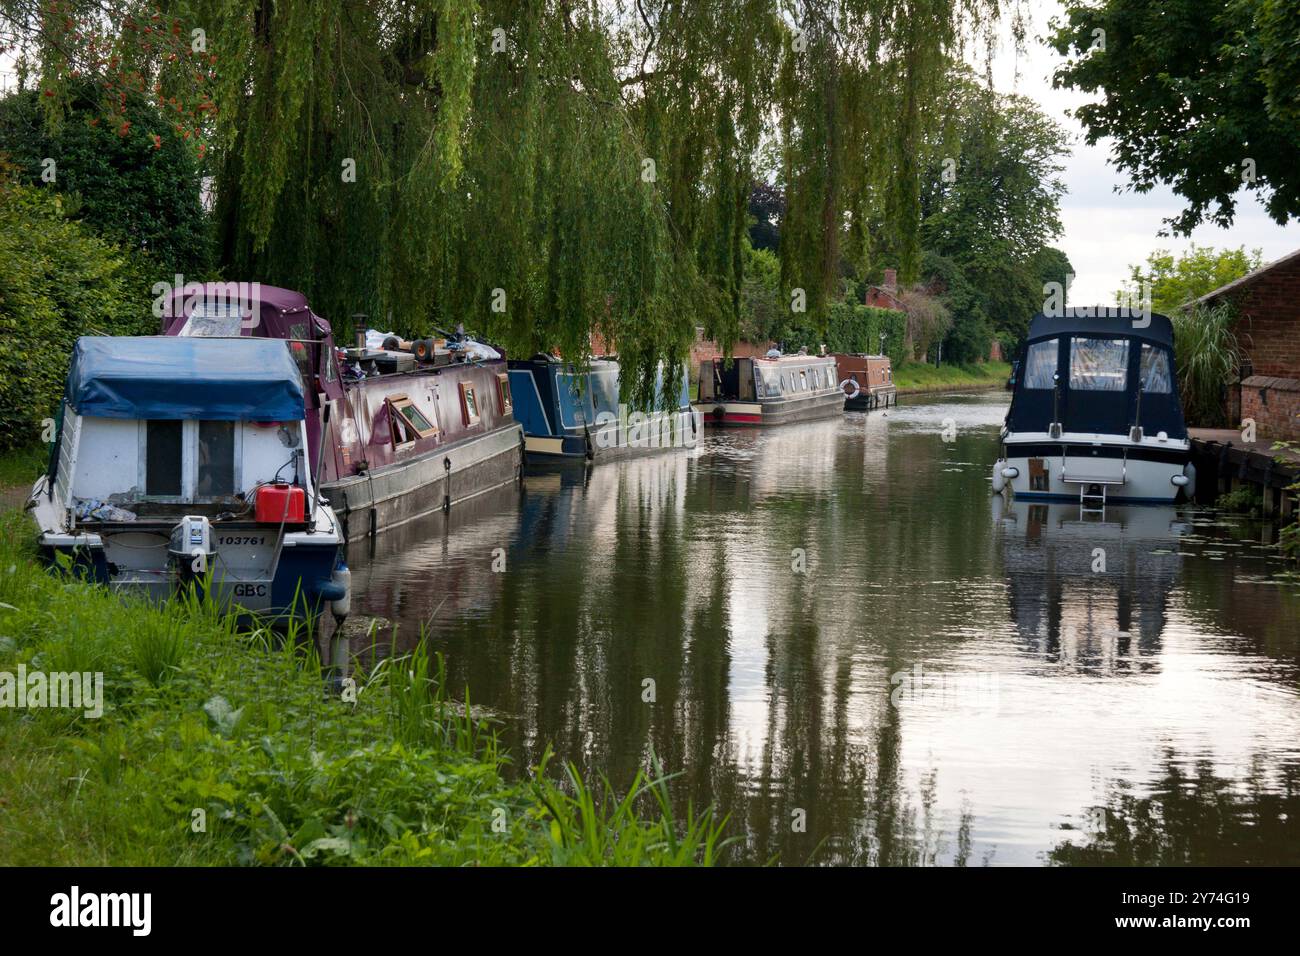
[993,310,1195,506]
[162,284,524,538]
[832,353,897,410]
[694,353,843,426]
[507,355,699,465]
[27,336,349,626]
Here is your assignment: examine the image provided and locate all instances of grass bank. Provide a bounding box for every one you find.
[0,512,727,865]
[0,444,45,510]
[893,360,1011,394]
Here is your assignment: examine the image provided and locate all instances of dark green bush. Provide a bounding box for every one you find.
[0,182,156,449]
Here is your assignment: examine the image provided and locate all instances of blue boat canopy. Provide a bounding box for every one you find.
[65,336,306,421]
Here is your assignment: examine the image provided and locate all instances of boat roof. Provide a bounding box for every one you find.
[65,336,306,421]
[1026,309,1174,348]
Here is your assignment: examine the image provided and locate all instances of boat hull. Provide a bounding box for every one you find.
[695,390,845,427]
[323,422,523,538]
[524,408,701,466]
[996,441,1193,504]
[844,388,897,411]
[30,506,345,627]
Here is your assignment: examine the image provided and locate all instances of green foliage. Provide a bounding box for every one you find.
[920,251,991,364]
[0,85,211,272]
[919,75,1070,352]
[0,514,725,866]
[833,305,908,366]
[1216,486,1264,518]
[6,0,1004,390]
[1118,245,1264,314]
[1171,302,1241,427]
[0,182,155,449]
[1053,0,1300,234]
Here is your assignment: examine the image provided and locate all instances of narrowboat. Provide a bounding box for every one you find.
[27,336,349,626]
[161,284,523,537]
[507,355,699,465]
[694,353,843,426]
[832,353,897,410]
[992,311,1196,506]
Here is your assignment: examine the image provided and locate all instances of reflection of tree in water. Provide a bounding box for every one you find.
[1049,752,1300,865]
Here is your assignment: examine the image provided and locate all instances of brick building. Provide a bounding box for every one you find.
[1191,248,1300,439]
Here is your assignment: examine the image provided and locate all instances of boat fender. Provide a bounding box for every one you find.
[991,459,1007,494]
[839,378,861,400]
[329,561,351,619]
[1184,462,1196,498]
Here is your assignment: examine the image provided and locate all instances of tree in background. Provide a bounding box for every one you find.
[920,75,1070,357]
[0,84,210,273]
[0,175,153,447]
[1052,0,1300,235]
[1117,245,1264,314]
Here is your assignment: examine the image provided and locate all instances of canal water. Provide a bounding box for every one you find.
[346,391,1300,865]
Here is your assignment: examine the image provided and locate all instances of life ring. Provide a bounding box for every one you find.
[839,378,861,400]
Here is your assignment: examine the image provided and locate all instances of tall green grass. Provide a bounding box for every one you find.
[1172,303,1240,427]
[0,512,727,866]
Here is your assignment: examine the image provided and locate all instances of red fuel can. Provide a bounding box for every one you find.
[255,483,306,523]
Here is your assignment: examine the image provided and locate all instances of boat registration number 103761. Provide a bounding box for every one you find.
[217,535,268,547]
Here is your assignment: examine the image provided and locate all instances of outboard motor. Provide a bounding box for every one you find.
[168,515,215,595]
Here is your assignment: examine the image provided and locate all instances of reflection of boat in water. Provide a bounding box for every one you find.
[994,496,1188,666]
[993,311,1195,505]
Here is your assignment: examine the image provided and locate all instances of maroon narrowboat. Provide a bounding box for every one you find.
[162,283,523,539]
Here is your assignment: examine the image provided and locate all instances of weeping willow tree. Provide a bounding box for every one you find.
[2,0,1010,399]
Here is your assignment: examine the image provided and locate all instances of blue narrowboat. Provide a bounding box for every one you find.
[507,355,700,465]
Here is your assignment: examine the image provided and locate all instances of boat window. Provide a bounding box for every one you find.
[1023,339,1059,389]
[387,395,438,444]
[497,373,513,413]
[1140,344,1172,394]
[1070,337,1129,391]
[196,421,236,497]
[145,420,183,497]
[800,370,808,391]
[460,382,481,426]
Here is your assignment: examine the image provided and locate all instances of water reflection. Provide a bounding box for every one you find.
[994,498,1190,672]
[346,392,1300,865]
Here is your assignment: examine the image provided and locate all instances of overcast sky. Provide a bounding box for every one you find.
[985,0,1298,304]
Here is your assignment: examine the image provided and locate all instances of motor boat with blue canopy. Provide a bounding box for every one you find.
[992,310,1195,506]
[28,336,349,629]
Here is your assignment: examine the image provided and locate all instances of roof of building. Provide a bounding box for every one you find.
[1188,247,1300,309]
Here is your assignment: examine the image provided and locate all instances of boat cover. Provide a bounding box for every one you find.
[65,336,306,420]
[1007,311,1187,439]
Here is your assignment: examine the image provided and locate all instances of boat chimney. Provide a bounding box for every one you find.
[351,315,367,351]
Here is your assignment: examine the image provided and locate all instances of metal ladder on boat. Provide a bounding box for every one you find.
[1061,448,1127,513]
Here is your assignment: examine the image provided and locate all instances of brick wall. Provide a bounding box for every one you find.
[1240,375,1300,440]
[1218,252,1300,379]
[688,329,775,370]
